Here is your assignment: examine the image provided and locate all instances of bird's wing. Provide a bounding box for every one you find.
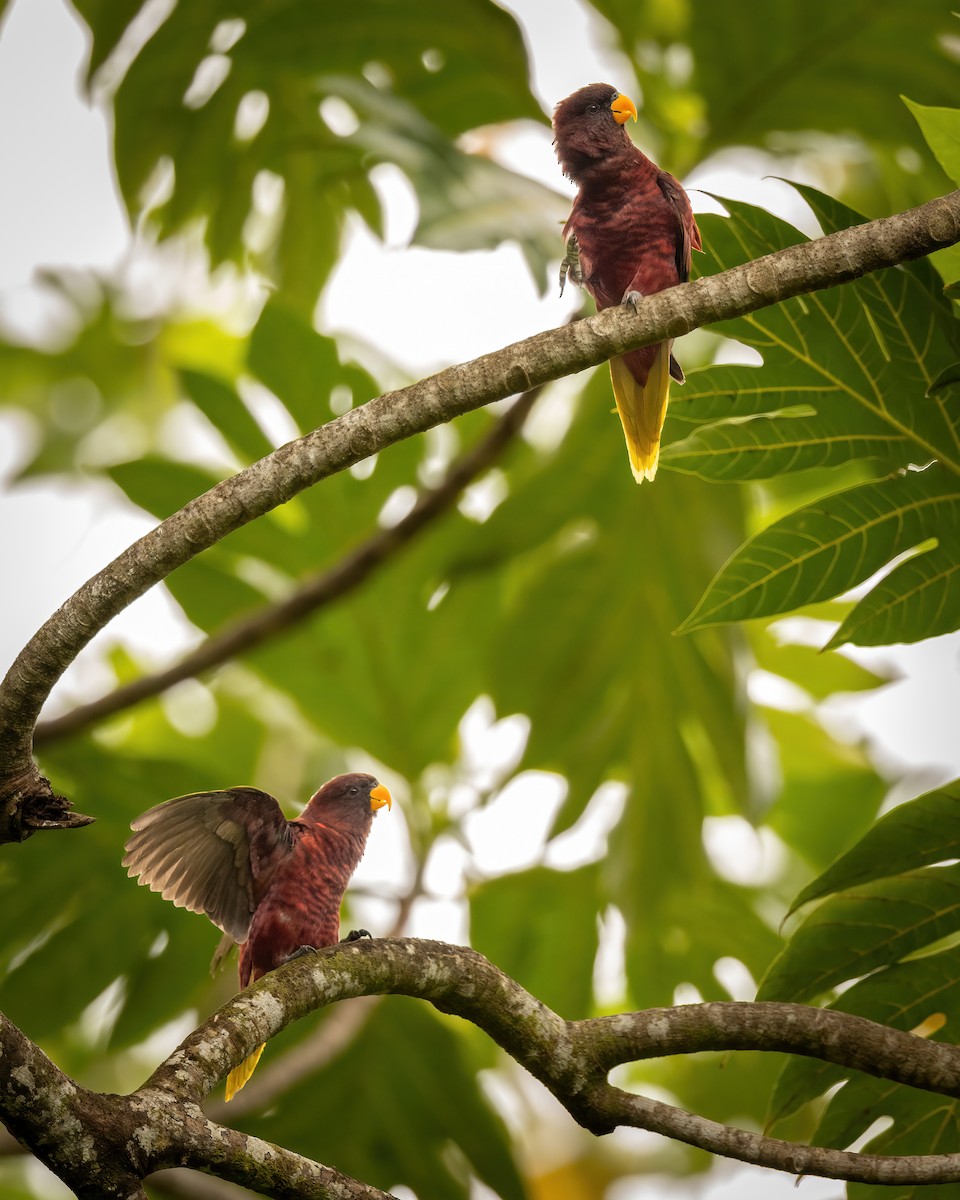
[657,171,701,282]
[123,787,294,942]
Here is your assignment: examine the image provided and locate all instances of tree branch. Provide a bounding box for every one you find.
[33,385,541,748]
[148,938,960,1186]
[9,938,960,1193]
[2,189,958,841]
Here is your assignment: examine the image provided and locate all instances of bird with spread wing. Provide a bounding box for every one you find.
[124,772,392,1100]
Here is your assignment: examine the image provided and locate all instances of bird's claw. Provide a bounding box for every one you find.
[622,289,644,313]
[341,928,372,943]
[559,233,583,296]
[285,944,319,962]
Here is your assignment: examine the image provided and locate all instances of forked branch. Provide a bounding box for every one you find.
[7,938,960,1195]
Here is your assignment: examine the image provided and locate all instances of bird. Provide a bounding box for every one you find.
[552,82,701,482]
[123,772,392,1100]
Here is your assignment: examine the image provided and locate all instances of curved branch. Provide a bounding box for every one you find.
[2,189,959,839]
[0,1009,390,1199]
[144,937,960,1186]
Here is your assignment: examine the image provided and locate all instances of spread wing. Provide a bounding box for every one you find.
[657,171,701,283]
[123,787,294,943]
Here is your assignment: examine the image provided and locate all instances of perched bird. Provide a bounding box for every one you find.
[553,83,701,482]
[123,772,392,1100]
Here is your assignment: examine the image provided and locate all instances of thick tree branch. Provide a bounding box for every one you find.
[33,385,541,748]
[148,938,960,1186]
[2,189,959,841]
[8,938,960,1194]
[0,1008,391,1199]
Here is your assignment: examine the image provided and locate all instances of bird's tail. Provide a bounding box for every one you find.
[609,342,672,483]
[225,1043,265,1102]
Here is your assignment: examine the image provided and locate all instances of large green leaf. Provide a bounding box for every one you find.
[758,863,960,1005]
[904,98,960,190]
[789,782,960,916]
[762,707,886,875]
[752,633,889,702]
[443,372,769,1008]
[77,0,553,307]
[247,299,380,435]
[0,741,235,1045]
[678,466,960,645]
[831,1086,960,1200]
[179,368,275,464]
[662,192,960,482]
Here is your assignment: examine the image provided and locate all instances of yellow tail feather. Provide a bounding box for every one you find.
[609,343,672,483]
[225,1043,265,1102]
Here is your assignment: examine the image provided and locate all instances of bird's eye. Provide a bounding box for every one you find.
[350,785,359,795]
[586,103,599,114]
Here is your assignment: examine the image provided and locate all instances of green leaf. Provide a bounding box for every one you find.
[789,782,960,915]
[678,467,960,643]
[0,741,232,1043]
[797,185,960,468]
[470,865,599,1020]
[93,0,547,307]
[315,75,570,290]
[591,0,960,182]
[623,875,782,1010]
[70,0,145,82]
[663,192,960,481]
[829,537,960,648]
[758,863,960,1005]
[904,97,960,189]
[837,1088,960,1200]
[752,633,890,702]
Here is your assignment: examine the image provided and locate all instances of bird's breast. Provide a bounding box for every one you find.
[570,184,681,309]
[240,833,357,982]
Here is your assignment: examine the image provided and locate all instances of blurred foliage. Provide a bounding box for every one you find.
[1,1,959,1198]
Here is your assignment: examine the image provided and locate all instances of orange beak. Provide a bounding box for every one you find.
[611,93,638,125]
[369,783,392,812]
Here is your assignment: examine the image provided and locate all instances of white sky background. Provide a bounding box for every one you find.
[0,2,957,1198]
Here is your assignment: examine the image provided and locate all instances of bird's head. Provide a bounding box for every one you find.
[552,83,638,182]
[306,773,393,829]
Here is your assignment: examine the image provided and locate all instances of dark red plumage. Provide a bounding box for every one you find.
[553,82,701,481]
[123,772,391,1098]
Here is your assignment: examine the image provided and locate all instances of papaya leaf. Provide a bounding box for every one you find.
[789,782,960,916]
[758,862,960,1005]
[678,466,960,644]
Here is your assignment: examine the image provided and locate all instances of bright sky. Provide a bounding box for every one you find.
[0,3,957,1198]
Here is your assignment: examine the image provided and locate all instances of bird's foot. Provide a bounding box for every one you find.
[622,289,644,313]
[341,928,372,943]
[559,234,583,296]
[285,944,319,962]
